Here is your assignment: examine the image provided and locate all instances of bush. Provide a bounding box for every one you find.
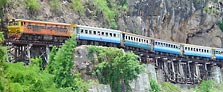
[0,0,8,9]
[25,0,40,15]
[161,82,180,92]
[89,46,143,92]
[71,0,85,15]
[49,0,62,15]
[197,80,221,92]
[149,79,161,92]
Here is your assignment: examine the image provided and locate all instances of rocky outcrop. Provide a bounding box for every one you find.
[88,84,111,92]
[5,0,223,47]
[73,45,159,92]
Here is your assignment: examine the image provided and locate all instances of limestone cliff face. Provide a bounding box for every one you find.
[5,0,223,47]
[124,0,223,47]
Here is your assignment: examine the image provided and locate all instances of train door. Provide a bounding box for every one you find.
[150,39,154,52]
[121,32,125,47]
[212,48,215,60]
[180,44,184,56]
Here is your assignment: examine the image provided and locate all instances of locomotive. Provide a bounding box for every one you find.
[6,19,223,61]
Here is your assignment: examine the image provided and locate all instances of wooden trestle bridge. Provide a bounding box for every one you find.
[4,38,222,84]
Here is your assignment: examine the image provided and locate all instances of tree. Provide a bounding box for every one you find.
[46,46,57,74]
[90,46,143,92]
[53,35,76,88]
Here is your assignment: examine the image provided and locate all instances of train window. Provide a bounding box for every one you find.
[114,34,116,37]
[106,32,108,36]
[146,40,149,43]
[21,22,24,26]
[81,29,84,33]
[93,31,96,35]
[128,36,130,40]
[89,30,92,34]
[125,36,128,39]
[102,32,104,36]
[201,49,204,52]
[207,50,209,53]
[98,31,101,35]
[131,37,133,40]
[110,33,112,37]
[135,38,138,42]
[139,39,141,42]
[85,30,88,34]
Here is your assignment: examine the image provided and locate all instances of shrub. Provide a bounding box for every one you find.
[197,80,220,92]
[71,0,85,15]
[89,46,143,92]
[25,0,40,15]
[161,82,180,92]
[49,0,62,15]
[149,79,161,92]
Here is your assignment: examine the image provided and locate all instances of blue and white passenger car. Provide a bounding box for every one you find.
[75,25,122,45]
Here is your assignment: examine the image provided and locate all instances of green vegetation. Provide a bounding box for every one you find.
[49,0,62,15]
[47,35,88,91]
[161,82,180,92]
[0,35,88,92]
[90,0,128,29]
[93,0,117,29]
[46,46,57,74]
[149,79,161,92]
[196,80,222,92]
[217,20,223,32]
[25,0,40,15]
[88,46,143,92]
[0,0,8,11]
[71,0,85,15]
[0,0,8,18]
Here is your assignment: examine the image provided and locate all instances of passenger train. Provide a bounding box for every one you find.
[6,19,223,61]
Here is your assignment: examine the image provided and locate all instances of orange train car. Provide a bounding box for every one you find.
[7,19,75,42]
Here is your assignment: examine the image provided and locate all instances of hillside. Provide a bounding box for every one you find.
[1,0,223,92]
[3,0,223,47]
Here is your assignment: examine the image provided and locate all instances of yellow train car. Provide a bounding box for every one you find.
[7,19,76,42]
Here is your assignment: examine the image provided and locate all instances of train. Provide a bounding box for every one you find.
[6,19,223,61]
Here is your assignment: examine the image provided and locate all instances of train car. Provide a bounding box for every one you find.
[183,44,214,59]
[75,25,122,45]
[7,19,75,42]
[123,32,152,50]
[153,39,181,55]
[214,48,223,60]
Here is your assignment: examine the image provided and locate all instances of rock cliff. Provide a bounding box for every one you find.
[5,0,223,47]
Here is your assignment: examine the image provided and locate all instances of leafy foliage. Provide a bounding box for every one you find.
[46,46,57,74]
[197,80,221,92]
[52,35,76,87]
[149,79,161,92]
[0,35,88,92]
[2,62,61,92]
[47,35,88,91]
[0,0,8,9]
[89,46,143,92]
[49,0,62,16]
[217,20,223,32]
[71,0,85,15]
[25,0,40,15]
[161,82,180,92]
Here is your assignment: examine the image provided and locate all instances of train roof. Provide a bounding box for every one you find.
[10,19,71,26]
[76,25,122,33]
[181,43,213,49]
[123,32,154,39]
